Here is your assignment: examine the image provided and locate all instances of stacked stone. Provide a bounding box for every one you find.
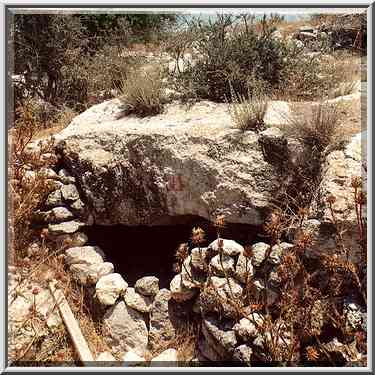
[169,238,294,364]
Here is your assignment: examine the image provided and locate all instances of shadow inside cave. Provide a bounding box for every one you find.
[83,215,265,289]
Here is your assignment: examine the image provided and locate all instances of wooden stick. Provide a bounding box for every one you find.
[48,281,94,365]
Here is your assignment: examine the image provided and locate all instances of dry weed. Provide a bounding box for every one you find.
[228,82,268,132]
[118,67,166,117]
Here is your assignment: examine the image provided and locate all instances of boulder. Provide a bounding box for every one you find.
[209,276,243,300]
[311,135,366,264]
[58,168,76,184]
[46,190,63,207]
[233,345,252,365]
[124,287,153,313]
[209,254,235,277]
[96,273,128,306]
[65,246,104,266]
[150,348,178,366]
[103,301,148,357]
[122,350,146,366]
[54,232,88,247]
[233,313,264,341]
[209,239,244,256]
[235,253,254,283]
[48,220,85,235]
[50,207,75,223]
[61,184,80,202]
[149,289,176,350]
[55,99,282,226]
[202,315,237,357]
[134,276,159,296]
[170,274,197,302]
[70,262,114,285]
[251,242,270,267]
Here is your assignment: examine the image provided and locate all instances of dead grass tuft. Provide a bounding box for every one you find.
[228,82,268,132]
[283,101,344,151]
[118,67,166,117]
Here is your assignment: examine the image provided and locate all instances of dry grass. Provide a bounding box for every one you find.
[284,101,344,151]
[228,83,268,132]
[148,323,199,365]
[32,107,77,140]
[118,67,166,117]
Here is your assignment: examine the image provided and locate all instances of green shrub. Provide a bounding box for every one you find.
[173,14,290,103]
[118,68,166,117]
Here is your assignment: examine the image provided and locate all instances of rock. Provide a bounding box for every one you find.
[233,313,264,341]
[297,31,317,41]
[135,276,159,296]
[103,301,148,357]
[65,246,104,266]
[209,254,235,276]
[252,279,279,305]
[33,288,63,329]
[344,302,364,331]
[150,348,178,365]
[258,127,288,165]
[46,190,63,207]
[38,167,58,180]
[170,274,197,302]
[122,350,146,366]
[253,320,291,353]
[191,247,208,271]
[233,345,252,365]
[235,253,254,283]
[124,287,153,313]
[96,351,116,365]
[96,273,128,306]
[251,242,270,267]
[210,276,243,300]
[61,184,80,202]
[345,131,366,165]
[197,336,222,361]
[299,25,315,33]
[149,289,176,350]
[209,239,244,256]
[54,232,88,247]
[268,244,283,265]
[323,337,362,362]
[203,316,237,356]
[268,267,282,287]
[69,198,85,215]
[180,256,205,289]
[319,149,363,224]
[58,168,76,184]
[48,220,85,235]
[55,99,281,226]
[263,101,291,127]
[70,262,114,285]
[50,207,74,223]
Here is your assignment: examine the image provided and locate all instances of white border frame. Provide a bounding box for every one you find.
[0,1,372,373]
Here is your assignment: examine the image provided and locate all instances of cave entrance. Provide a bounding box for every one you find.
[84,215,265,289]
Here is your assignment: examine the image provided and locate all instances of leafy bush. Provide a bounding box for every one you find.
[228,81,268,132]
[118,68,166,117]
[173,14,290,103]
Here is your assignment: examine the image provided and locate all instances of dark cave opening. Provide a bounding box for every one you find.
[84,215,266,289]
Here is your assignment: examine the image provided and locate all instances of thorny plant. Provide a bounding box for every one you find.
[173,186,367,366]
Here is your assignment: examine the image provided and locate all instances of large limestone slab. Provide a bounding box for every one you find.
[55,99,280,226]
